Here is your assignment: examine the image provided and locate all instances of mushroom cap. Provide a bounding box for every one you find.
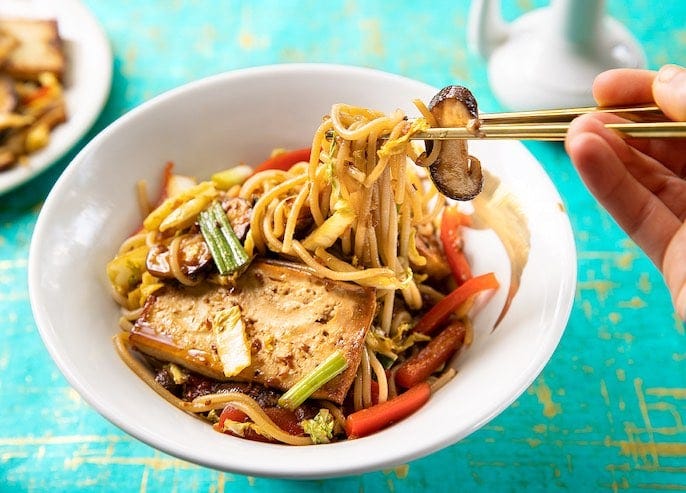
[425,85,483,201]
[428,85,478,121]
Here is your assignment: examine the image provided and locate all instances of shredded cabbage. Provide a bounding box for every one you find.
[212,305,251,377]
[301,200,356,251]
[301,409,335,444]
[220,419,272,441]
[106,244,149,298]
[377,118,429,159]
[365,324,430,362]
[211,165,253,190]
[143,181,217,232]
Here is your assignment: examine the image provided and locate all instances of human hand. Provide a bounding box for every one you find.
[565,64,686,320]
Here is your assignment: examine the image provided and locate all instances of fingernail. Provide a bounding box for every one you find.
[657,64,685,83]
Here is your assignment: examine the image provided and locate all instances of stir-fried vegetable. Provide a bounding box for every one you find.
[395,321,466,388]
[301,200,356,251]
[106,244,149,299]
[217,405,304,442]
[198,201,251,276]
[425,85,483,200]
[111,87,506,446]
[365,325,430,363]
[252,147,311,174]
[377,118,429,159]
[301,409,335,444]
[212,305,251,377]
[412,273,499,336]
[211,164,254,190]
[345,382,431,438]
[440,206,473,285]
[278,351,348,410]
[144,181,217,232]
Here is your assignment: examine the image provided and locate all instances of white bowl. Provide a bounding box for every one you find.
[29,64,576,479]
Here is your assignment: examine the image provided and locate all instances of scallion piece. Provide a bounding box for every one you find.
[199,201,250,275]
[278,350,348,410]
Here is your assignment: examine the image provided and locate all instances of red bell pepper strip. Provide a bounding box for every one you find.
[412,272,499,336]
[370,380,379,406]
[252,147,311,174]
[217,405,248,426]
[344,382,431,438]
[440,206,473,285]
[395,321,467,388]
[23,86,51,105]
[214,405,271,443]
[215,405,304,443]
[155,161,175,206]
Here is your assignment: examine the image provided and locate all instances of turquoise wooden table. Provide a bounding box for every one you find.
[2,1,685,491]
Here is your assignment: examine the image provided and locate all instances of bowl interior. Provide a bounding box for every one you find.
[29,64,576,479]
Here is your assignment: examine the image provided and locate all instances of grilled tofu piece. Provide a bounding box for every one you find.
[0,18,65,80]
[0,28,17,65]
[130,260,377,404]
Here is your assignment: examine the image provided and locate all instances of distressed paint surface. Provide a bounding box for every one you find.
[1,0,686,491]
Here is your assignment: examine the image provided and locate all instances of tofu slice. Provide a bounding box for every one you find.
[130,260,377,404]
[0,19,65,80]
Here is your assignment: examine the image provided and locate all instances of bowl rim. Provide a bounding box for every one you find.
[29,63,577,479]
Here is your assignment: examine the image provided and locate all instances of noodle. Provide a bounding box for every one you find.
[115,332,312,445]
[430,368,457,393]
[412,99,442,167]
[360,345,373,409]
[118,316,134,332]
[282,182,310,253]
[120,306,144,321]
[247,174,307,253]
[379,289,395,335]
[353,367,363,412]
[109,284,131,308]
[118,232,147,255]
[168,235,201,286]
[291,241,400,285]
[239,169,290,199]
[368,347,388,403]
[464,318,475,347]
[320,400,347,434]
[187,393,312,446]
[307,120,333,226]
[114,333,197,417]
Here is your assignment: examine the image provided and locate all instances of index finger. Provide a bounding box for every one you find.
[592,68,657,106]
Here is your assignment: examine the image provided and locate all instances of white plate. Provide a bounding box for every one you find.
[29,64,576,479]
[0,0,111,194]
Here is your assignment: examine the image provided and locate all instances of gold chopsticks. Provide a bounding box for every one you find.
[478,104,666,124]
[326,104,686,141]
[414,121,686,141]
[419,104,684,141]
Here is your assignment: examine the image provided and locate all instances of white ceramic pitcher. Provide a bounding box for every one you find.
[468,0,646,110]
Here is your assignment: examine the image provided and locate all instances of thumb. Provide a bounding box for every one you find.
[653,64,686,121]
